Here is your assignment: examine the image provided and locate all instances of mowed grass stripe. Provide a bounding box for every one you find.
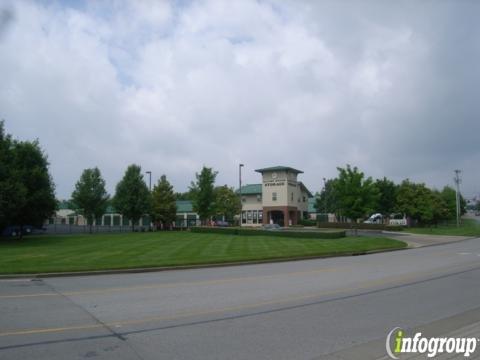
[0,232,406,274]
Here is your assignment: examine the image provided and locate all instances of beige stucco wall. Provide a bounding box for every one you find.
[258,170,310,219]
[241,194,263,211]
[262,170,289,207]
[261,170,303,208]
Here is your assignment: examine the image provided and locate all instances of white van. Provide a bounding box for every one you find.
[364,213,383,224]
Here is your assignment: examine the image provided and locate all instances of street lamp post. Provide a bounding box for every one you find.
[146,171,152,230]
[146,171,152,191]
[239,164,244,226]
[454,170,462,227]
[323,177,327,221]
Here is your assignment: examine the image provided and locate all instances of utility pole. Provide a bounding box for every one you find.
[454,169,462,227]
[239,164,244,226]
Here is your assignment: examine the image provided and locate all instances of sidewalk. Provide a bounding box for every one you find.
[383,232,474,248]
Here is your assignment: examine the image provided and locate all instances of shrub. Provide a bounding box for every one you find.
[317,222,404,231]
[299,219,317,226]
[190,227,346,239]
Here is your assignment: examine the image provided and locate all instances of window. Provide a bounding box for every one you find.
[303,196,306,202]
[272,192,277,201]
[291,192,294,201]
[242,211,247,224]
[258,210,263,222]
[253,211,257,224]
[247,211,252,220]
[257,194,262,202]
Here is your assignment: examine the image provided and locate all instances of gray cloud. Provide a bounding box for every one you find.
[0,0,478,199]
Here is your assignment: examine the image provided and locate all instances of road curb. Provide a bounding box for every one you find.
[0,246,408,280]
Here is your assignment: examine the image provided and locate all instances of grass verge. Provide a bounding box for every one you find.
[407,218,480,237]
[0,232,407,274]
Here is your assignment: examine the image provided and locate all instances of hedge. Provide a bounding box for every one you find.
[298,219,317,226]
[190,227,346,239]
[317,222,404,231]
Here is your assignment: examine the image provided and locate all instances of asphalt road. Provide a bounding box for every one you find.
[1,238,480,360]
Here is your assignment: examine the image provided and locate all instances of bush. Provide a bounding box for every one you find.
[299,219,317,226]
[190,227,346,239]
[317,222,404,231]
[190,227,238,235]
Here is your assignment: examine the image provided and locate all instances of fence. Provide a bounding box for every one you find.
[44,224,150,235]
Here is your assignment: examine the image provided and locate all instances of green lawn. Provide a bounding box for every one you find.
[0,232,407,274]
[407,218,480,237]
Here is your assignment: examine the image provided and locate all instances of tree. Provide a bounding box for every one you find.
[439,186,457,221]
[151,175,177,230]
[71,167,109,233]
[374,177,398,216]
[113,164,151,231]
[175,191,195,200]
[0,123,56,237]
[333,165,379,222]
[395,180,447,225]
[315,178,340,215]
[214,185,241,222]
[0,121,25,232]
[190,166,218,224]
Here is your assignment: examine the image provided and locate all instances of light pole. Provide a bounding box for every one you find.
[239,164,244,226]
[323,177,327,221]
[146,171,152,191]
[454,170,462,227]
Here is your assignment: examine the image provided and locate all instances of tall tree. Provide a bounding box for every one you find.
[190,166,218,224]
[11,135,57,236]
[333,165,379,222]
[439,186,457,221]
[374,177,398,216]
[175,189,196,200]
[214,185,241,222]
[71,167,109,233]
[151,175,177,230]
[113,164,151,231]
[315,178,340,215]
[0,121,25,232]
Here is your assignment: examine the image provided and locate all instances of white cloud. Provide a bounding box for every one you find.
[0,0,479,199]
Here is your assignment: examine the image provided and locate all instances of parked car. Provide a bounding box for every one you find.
[215,220,229,227]
[1,225,45,237]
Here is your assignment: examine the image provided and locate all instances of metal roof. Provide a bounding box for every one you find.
[299,182,313,198]
[237,184,262,195]
[255,166,303,174]
[176,200,194,213]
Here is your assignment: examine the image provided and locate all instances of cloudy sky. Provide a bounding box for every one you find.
[1,0,479,199]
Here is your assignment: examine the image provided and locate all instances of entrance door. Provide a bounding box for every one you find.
[270,210,284,226]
